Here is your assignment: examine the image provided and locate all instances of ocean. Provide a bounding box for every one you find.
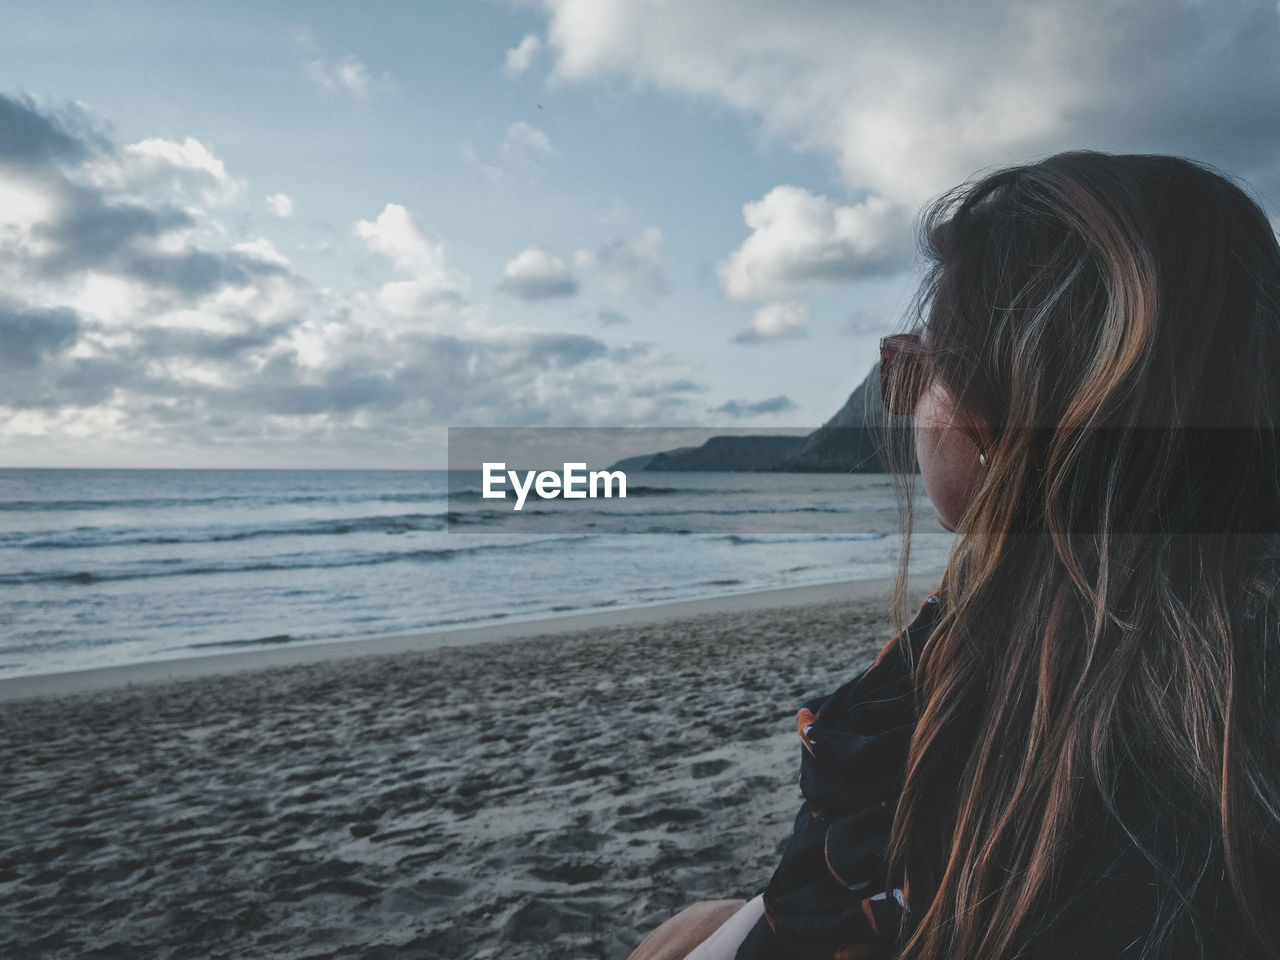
[0,469,952,679]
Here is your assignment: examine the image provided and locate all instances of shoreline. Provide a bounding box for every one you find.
[0,571,943,702]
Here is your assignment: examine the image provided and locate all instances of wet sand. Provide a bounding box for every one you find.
[0,575,939,960]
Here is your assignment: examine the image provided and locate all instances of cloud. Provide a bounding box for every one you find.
[354,203,446,277]
[504,34,542,76]
[0,93,714,465]
[499,246,578,300]
[521,331,608,366]
[502,120,556,161]
[36,192,192,269]
[354,203,466,312]
[265,193,294,218]
[631,376,706,398]
[109,137,239,206]
[233,237,292,268]
[463,123,556,184]
[536,1,1280,212]
[733,301,812,344]
[595,307,630,326]
[307,53,395,96]
[0,95,282,306]
[710,395,798,418]
[0,93,93,171]
[25,187,289,304]
[0,177,57,246]
[592,226,664,297]
[719,186,912,301]
[0,298,81,369]
[461,141,505,184]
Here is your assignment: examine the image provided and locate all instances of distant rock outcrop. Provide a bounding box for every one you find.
[643,435,806,472]
[775,363,886,472]
[607,449,689,474]
[609,363,914,473]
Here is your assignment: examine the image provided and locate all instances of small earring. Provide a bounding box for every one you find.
[979,452,988,466]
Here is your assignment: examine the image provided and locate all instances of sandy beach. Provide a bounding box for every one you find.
[0,575,940,960]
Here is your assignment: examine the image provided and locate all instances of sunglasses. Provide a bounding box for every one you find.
[879,333,930,416]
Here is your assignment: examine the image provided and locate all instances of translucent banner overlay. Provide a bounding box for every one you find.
[446,426,918,535]
[446,426,1280,535]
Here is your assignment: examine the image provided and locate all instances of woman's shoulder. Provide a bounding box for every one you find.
[743,590,946,960]
[803,588,942,723]
[791,590,942,823]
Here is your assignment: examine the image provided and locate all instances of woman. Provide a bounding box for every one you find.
[629,151,1280,960]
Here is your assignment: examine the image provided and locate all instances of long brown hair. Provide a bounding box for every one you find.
[879,152,1280,959]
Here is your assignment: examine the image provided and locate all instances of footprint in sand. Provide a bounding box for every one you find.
[690,758,732,779]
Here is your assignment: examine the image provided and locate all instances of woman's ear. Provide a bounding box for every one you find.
[956,404,995,465]
[965,426,994,465]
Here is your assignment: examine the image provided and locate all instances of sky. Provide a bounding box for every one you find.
[1,0,1279,468]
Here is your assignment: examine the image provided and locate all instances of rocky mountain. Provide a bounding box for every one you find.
[610,363,912,473]
[643,434,806,471]
[777,362,886,472]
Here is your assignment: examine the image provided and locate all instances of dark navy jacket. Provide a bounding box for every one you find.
[735,590,941,960]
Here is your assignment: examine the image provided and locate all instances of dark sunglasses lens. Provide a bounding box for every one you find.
[880,340,924,416]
